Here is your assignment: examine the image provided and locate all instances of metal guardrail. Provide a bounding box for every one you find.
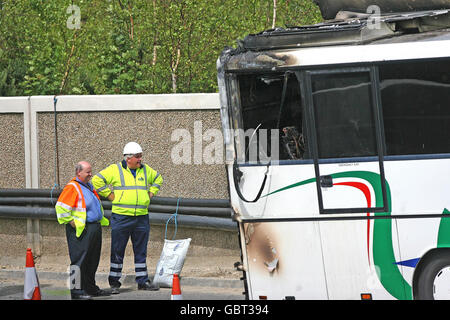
[0,189,237,231]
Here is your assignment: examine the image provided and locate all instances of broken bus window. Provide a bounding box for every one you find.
[235,72,307,163]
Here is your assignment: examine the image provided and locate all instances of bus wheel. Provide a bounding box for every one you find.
[415,252,450,300]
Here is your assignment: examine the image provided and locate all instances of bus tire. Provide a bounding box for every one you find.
[414,250,450,300]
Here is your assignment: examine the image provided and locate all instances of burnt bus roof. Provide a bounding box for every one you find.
[218,10,450,72]
[240,10,450,51]
[313,0,450,20]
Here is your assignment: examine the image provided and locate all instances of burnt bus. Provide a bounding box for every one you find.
[217,1,450,300]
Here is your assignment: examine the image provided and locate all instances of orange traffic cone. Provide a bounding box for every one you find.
[171,274,183,300]
[24,248,41,300]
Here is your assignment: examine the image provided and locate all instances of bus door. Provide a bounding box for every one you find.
[301,67,389,214]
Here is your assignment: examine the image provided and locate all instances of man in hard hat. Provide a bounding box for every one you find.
[55,161,110,299]
[92,142,163,293]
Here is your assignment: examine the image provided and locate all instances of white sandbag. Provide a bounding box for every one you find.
[153,238,191,288]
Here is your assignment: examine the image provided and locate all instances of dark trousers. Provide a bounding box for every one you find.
[66,222,102,296]
[109,213,150,286]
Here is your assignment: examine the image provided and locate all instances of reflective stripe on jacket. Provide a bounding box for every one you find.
[92,161,163,216]
[55,178,109,237]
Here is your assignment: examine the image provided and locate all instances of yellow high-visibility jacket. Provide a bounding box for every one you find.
[92,161,163,216]
[55,178,109,237]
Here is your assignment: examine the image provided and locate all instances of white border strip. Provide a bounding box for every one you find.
[29,93,220,112]
[0,97,29,113]
[277,40,450,67]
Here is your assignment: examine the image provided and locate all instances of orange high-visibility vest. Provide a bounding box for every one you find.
[55,178,109,237]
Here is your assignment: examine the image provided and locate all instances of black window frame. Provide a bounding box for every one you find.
[301,66,389,215]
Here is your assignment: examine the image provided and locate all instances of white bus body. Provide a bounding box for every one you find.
[217,7,450,300]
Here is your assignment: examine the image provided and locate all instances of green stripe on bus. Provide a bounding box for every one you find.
[438,208,450,248]
[263,170,412,300]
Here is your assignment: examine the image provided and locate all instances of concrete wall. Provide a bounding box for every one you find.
[37,110,227,198]
[0,217,240,275]
[0,218,239,258]
[0,94,228,199]
[0,94,238,267]
[0,113,25,188]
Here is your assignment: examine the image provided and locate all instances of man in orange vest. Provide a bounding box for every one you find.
[55,161,110,300]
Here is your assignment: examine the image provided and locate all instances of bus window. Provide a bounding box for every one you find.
[379,59,450,156]
[236,72,307,163]
[311,72,378,159]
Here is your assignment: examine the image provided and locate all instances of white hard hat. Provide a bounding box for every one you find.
[123,142,143,155]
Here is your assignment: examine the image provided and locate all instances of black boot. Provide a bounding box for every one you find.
[137,280,159,291]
